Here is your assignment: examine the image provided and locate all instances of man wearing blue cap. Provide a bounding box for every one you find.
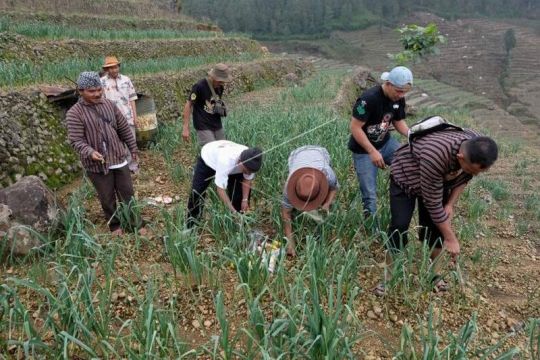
[348,66,413,221]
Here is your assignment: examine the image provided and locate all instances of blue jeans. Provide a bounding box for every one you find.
[352,137,400,216]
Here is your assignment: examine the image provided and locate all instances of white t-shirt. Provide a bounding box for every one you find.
[201,140,255,189]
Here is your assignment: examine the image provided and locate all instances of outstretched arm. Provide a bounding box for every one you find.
[393,119,409,137]
[281,206,296,256]
[216,186,237,213]
[350,117,385,168]
[241,179,252,212]
[182,101,192,142]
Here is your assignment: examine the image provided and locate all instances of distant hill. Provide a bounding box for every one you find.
[180,0,539,38]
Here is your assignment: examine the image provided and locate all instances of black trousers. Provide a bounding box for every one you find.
[387,178,448,252]
[186,157,244,228]
[86,165,134,231]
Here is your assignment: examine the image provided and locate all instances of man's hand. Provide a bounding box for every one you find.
[91,151,104,163]
[321,203,330,212]
[182,126,190,142]
[241,199,249,212]
[369,150,385,169]
[443,235,460,261]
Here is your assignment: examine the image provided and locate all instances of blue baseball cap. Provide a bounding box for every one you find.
[381,66,413,88]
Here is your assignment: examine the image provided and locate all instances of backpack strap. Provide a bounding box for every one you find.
[206,77,221,100]
[408,115,463,151]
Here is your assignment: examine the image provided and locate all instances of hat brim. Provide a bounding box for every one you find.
[286,168,329,211]
[102,62,120,69]
[208,70,233,82]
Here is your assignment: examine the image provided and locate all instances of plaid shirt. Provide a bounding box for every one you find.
[66,98,137,174]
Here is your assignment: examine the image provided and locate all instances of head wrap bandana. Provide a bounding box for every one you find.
[77,71,102,89]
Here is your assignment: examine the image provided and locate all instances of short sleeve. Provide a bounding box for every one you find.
[352,96,373,122]
[127,79,138,101]
[189,82,202,103]
[214,170,228,189]
[214,158,231,189]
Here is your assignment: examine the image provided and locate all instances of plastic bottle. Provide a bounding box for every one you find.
[267,241,281,273]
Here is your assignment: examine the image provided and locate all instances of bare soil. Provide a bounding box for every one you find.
[48,84,540,357]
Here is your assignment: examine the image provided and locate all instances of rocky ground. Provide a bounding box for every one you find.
[41,80,539,357]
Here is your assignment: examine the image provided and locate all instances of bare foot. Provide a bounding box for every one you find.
[111,228,124,237]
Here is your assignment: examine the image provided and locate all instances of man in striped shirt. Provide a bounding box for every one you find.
[66,71,145,236]
[378,127,498,294]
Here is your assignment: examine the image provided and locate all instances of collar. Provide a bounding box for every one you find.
[450,139,466,171]
[104,73,122,81]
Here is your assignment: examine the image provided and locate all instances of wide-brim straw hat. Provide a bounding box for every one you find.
[208,63,233,82]
[102,56,121,69]
[286,167,329,211]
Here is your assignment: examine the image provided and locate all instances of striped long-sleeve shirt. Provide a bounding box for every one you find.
[66,98,137,174]
[391,129,480,224]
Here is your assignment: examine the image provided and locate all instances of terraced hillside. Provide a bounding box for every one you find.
[3,68,539,358]
[0,0,178,18]
[407,13,540,129]
[0,11,219,32]
[1,5,539,359]
[271,13,540,132]
[0,9,310,188]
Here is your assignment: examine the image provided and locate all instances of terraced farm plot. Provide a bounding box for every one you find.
[0,16,221,41]
[0,11,218,32]
[1,6,539,359]
[3,68,539,358]
[0,53,261,88]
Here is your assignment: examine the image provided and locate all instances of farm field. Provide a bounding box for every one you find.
[1,3,539,359]
[2,70,539,358]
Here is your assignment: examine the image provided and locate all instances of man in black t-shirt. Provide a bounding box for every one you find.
[349,66,412,218]
[182,63,232,145]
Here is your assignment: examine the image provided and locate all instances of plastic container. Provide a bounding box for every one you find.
[134,94,158,149]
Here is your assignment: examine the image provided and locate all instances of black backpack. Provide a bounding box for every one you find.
[408,115,463,149]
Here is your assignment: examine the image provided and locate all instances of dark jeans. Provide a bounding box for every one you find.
[187,157,245,228]
[387,178,448,253]
[86,165,134,231]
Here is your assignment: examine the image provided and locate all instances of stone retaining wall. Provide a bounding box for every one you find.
[136,58,312,124]
[332,66,376,116]
[0,33,262,63]
[1,11,220,32]
[0,91,79,188]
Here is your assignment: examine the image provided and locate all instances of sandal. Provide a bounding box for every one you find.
[432,275,449,293]
[373,282,386,297]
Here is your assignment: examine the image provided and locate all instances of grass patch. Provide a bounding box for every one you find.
[477,179,510,202]
[0,17,219,40]
[0,53,260,88]
[1,69,530,357]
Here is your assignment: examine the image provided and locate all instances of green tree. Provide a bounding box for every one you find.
[503,28,516,55]
[389,23,446,66]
